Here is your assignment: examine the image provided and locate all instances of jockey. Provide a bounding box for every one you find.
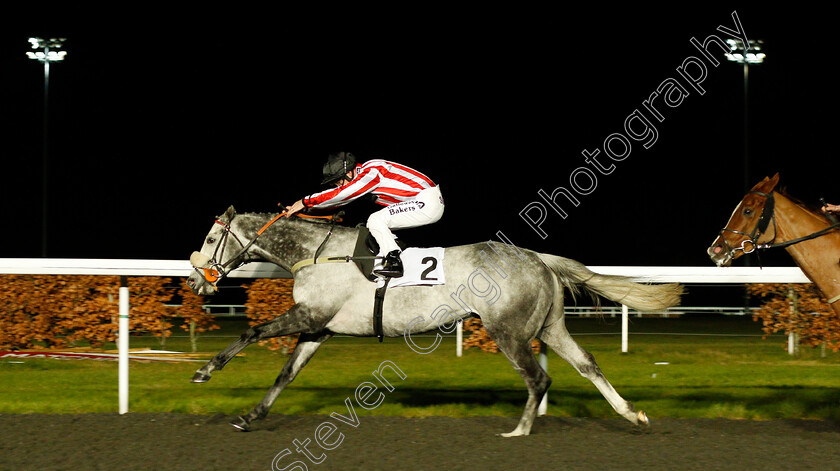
[285,152,444,278]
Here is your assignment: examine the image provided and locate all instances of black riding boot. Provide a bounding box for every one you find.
[374,250,403,278]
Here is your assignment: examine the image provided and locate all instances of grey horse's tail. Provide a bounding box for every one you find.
[538,254,683,312]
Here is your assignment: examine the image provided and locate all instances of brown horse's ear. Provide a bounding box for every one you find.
[749,176,769,192]
[750,173,780,193]
[765,173,780,192]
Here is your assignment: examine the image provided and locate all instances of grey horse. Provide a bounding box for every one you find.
[187,206,683,436]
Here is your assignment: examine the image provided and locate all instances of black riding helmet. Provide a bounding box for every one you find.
[321,152,356,185]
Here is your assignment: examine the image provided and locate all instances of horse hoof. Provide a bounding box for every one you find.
[499,426,528,438]
[191,371,211,383]
[637,410,650,426]
[230,416,251,432]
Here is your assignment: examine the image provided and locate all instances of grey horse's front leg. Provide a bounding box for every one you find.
[191,303,325,383]
[231,331,333,431]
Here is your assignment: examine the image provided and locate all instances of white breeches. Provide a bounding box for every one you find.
[366,186,444,255]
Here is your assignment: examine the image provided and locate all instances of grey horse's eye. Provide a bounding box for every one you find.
[207,237,216,244]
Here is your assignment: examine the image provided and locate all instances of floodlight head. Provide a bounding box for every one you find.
[26,37,68,62]
[725,39,765,64]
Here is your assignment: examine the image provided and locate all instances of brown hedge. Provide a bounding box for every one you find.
[0,275,216,350]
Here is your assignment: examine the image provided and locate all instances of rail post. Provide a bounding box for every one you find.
[621,304,629,353]
[456,320,463,357]
[118,276,129,414]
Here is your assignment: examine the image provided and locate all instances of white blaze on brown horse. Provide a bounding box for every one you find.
[708,173,840,315]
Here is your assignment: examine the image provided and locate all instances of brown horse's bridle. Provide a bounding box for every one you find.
[717,191,840,304]
[718,190,840,256]
[717,190,777,256]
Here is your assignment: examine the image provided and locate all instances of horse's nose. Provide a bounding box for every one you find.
[712,245,722,254]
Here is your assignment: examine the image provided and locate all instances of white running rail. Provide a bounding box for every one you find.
[0,259,810,414]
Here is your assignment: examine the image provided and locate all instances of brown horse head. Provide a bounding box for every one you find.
[707,173,780,266]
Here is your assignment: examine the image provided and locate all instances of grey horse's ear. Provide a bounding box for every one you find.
[219,206,236,223]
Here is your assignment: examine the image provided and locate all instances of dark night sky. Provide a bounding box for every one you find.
[0,6,836,281]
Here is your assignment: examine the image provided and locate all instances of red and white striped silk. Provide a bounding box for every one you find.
[303,159,435,209]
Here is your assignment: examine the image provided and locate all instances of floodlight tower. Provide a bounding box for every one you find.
[27,37,67,257]
[725,39,765,193]
[726,39,765,310]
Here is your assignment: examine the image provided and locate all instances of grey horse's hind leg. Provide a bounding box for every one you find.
[231,331,333,431]
[489,333,551,437]
[538,322,648,426]
[191,304,322,383]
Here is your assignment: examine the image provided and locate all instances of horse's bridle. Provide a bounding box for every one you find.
[190,217,266,292]
[718,190,840,257]
[717,190,777,256]
[716,190,840,304]
[190,211,341,291]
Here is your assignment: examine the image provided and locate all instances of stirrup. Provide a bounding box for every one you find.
[373,250,403,278]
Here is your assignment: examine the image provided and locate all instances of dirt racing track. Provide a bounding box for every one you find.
[2,413,838,471]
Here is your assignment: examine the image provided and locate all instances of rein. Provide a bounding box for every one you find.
[757,223,840,250]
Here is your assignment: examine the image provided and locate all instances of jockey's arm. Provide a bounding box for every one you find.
[283,169,370,217]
